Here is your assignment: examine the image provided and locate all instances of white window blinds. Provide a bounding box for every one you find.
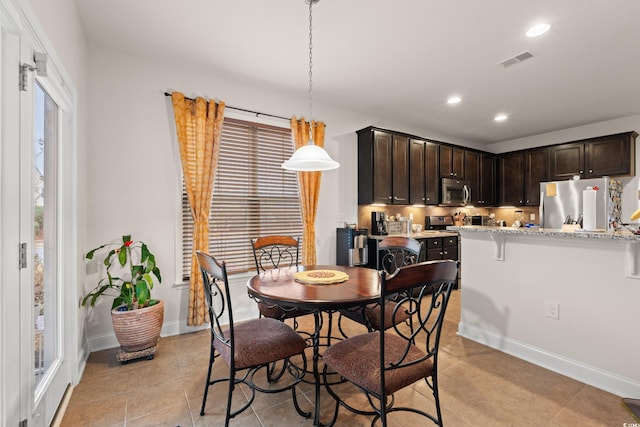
[182,117,303,277]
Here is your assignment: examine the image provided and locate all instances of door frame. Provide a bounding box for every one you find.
[0,1,79,425]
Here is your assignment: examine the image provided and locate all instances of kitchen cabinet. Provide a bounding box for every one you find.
[422,236,458,261]
[357,128,409,204]
[425,142,439,205]
[409,138,439,205]
[549,142,583,181]
[409,139,425,205]
[465,150,480,204]
[440,145,465,179]
[499,151,524,205]
[466,150,496,206]
[524,147,548,206]
[549,131,637,180]
[481,154,497,206]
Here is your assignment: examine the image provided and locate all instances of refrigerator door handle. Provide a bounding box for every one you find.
[539,192,544,228]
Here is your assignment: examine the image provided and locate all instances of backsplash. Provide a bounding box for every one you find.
[357,205,540,231]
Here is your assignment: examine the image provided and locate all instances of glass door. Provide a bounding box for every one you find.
[18,34,73,427]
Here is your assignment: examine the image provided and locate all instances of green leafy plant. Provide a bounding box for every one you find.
[82,235,162,310]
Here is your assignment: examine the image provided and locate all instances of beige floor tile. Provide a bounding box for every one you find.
[60,289,631,426]
[550,384,636,426]
[126,399,193,427]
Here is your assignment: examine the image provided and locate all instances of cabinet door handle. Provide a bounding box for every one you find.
[579,170,584,174]
[589,169,593,173]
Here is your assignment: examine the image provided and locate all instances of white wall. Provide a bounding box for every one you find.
[458,230,640,397]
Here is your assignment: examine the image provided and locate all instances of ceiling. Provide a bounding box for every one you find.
[75,0,640,146]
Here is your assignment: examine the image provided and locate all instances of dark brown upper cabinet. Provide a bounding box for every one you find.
[549,131,637,180]
[409,138,439,205]
[465,150,480,205]
[481,154,497,206]
[409,139,425,205]
[357,128,409,205]
[439,145,465,179]
[524,147,548,206]
[585,132,636,177]
[424,142,439,205]
[549,142,584,181]
[466,150,497,206]
[499,151,524,205]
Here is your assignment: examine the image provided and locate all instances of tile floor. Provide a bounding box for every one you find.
[59,291,635,426]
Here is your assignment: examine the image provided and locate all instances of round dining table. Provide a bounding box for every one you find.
[247,264,381,426]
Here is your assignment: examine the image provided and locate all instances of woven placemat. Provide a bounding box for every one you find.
[294,270,349,285]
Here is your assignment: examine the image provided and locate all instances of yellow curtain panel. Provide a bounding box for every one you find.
[290,117,325,265]
[171,92,225,325]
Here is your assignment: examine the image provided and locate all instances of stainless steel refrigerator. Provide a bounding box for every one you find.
[539,177,623,230]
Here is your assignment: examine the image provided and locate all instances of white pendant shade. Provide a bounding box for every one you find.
[282,143,340,171]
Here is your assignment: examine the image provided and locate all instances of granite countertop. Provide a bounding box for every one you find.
[448,225,640,241]
[368,231,459,240]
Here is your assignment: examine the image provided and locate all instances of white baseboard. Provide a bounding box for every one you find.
[87,306,257,352]
[458,321,640,398]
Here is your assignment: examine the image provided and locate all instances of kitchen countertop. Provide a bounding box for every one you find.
[448,225,640,241]
[368,231,459,240]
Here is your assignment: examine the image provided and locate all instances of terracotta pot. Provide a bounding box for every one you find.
[111,300,164,352]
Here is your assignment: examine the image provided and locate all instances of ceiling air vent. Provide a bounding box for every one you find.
[498,51,534,68]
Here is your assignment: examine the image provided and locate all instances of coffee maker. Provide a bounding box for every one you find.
[371,211,388,235]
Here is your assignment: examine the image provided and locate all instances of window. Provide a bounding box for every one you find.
[182,117,303,276]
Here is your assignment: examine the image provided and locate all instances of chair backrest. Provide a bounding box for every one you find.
[251,235,300,273]
[378,260,459,391]
[196,251,233,349]
[378,236,422,274]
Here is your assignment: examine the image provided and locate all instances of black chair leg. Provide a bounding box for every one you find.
[224,369,235,426]
[200,346,215,416]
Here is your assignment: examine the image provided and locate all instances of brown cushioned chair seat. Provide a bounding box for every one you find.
[322,332,433,396]
[341,301,410,331]
[214,317,307,370]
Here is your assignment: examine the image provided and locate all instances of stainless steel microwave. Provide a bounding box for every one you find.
[440,178,471,207]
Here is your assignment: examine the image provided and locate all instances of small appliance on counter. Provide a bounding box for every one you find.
[470,215,492,226]
[425,215,454,230]
[371,211,388,235]
[336,227,368,267]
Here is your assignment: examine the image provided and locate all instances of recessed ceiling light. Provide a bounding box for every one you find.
[526,23,551,37]
[447,96,462,104]
[494,113,508,122]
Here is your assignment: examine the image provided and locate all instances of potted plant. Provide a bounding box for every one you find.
[82,234,164,359]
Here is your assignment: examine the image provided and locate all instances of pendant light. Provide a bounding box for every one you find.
[282,0,340,172]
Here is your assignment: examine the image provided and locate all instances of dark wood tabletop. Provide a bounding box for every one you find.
[247,265,381,310]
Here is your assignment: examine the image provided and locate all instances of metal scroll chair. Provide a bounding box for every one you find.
[322,259,459,426]
[338,236,423,336]
[251,236,309,322]
[196,251,309,424]
[251,236,313,381]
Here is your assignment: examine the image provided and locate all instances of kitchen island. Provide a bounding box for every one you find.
[450,226,640,398]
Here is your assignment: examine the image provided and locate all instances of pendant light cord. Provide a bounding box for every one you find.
[308,0,314,143]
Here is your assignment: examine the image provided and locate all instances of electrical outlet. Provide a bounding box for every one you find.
[530,213,536,221]
[545,301,560,320]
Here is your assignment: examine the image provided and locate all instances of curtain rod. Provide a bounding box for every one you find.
[164,92,290,122]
